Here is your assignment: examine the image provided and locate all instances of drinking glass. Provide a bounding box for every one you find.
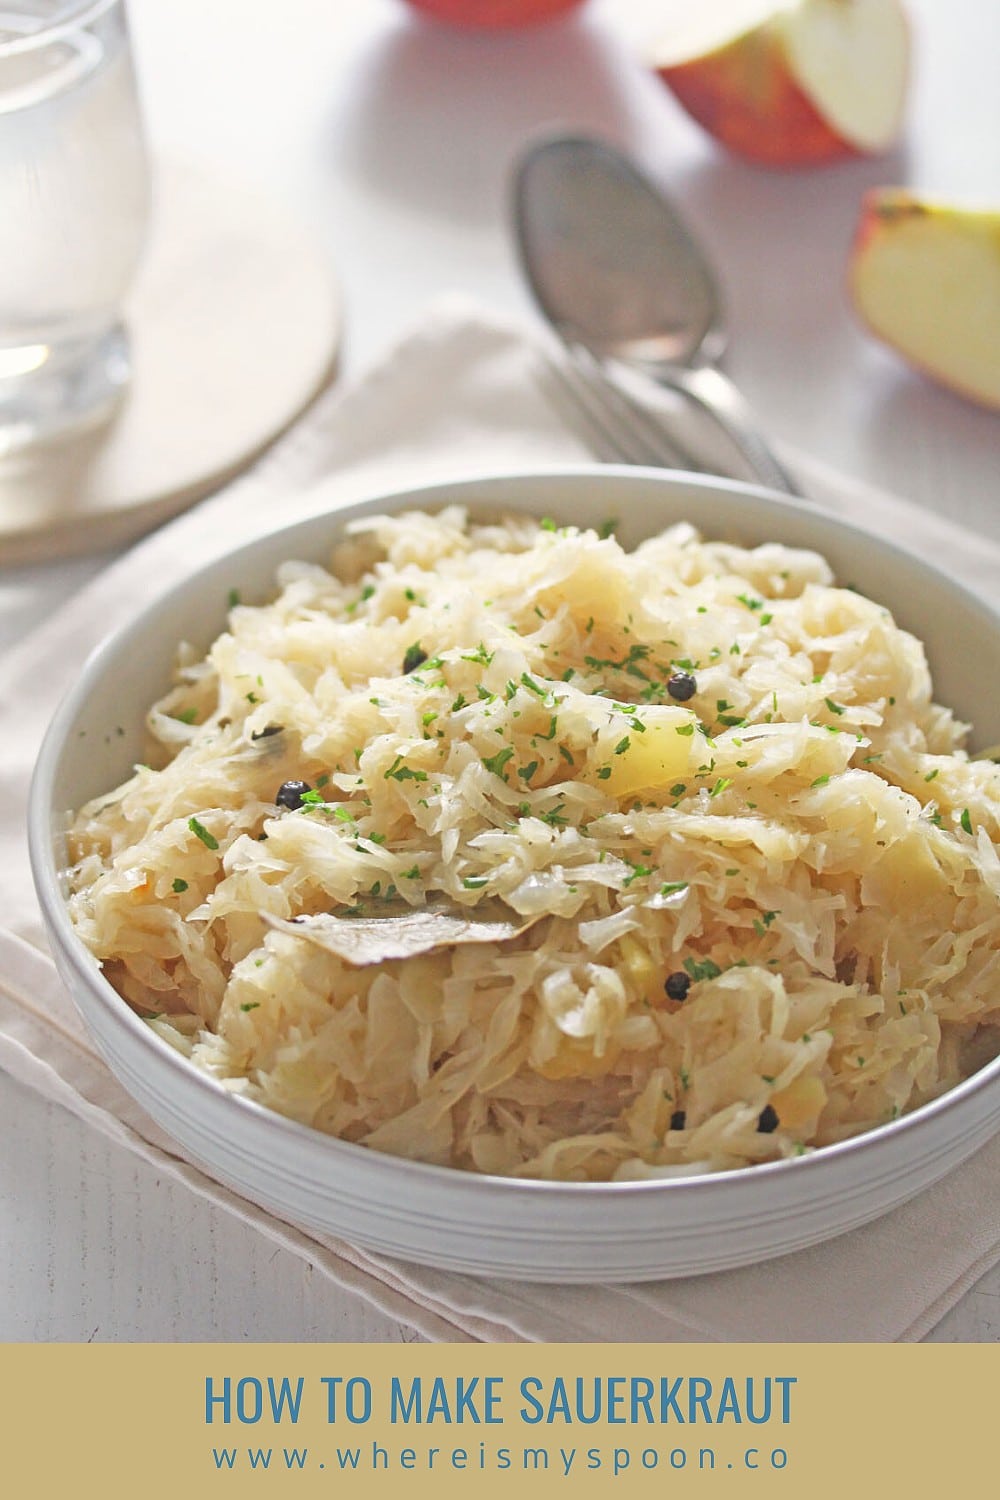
[0,0,150,452]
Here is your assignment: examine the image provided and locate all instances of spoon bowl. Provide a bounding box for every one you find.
[513,133,800,496]
[514,133,726,369]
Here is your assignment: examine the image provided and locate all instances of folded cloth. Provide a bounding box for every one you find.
[3,296,1000,1342]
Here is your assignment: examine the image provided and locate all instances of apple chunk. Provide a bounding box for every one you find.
[850,190,1000,411]
[650,0,910,168]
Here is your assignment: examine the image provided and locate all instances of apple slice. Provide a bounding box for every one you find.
[850,189,1000,411]
[400,0,586,27]
[650,0,910,168]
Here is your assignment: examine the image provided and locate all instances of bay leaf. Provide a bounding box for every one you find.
[263,901,542,966]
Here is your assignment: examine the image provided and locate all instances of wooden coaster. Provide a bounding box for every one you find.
[0,160,340,566]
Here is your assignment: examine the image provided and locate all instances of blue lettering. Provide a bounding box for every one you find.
[206,1378,230,1424]
[688,1378,713,1423]
[391,1377,420,1424]
[237,1379,263,1424]
[661,1377,685,1421]
[520,1378,544,1424]
[717,1377,743,1423]
[268,1377,304,1424]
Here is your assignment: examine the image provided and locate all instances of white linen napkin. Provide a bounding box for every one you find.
[3,296,1000,1343]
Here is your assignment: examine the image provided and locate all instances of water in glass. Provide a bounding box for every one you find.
[0,0,149,450]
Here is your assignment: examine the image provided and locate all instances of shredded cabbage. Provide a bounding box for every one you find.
[66,508,1000,1180]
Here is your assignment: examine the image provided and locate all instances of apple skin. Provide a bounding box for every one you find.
[400,0,586,28]
[657,27,860,168]
[849,189,1000,412]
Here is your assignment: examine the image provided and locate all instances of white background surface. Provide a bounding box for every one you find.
[2,0,999,1340]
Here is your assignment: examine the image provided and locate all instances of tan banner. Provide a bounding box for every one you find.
[0,1343,989,1497]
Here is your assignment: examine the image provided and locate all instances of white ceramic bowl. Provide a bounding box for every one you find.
[29,468,1000,1282]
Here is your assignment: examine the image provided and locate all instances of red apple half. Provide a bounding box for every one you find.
[850,189,1000,411]
[650,0,910,168]
[401,0,586,28]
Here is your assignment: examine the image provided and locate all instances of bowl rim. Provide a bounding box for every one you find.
[28,462,1000,1204]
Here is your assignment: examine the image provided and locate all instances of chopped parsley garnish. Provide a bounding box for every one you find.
[401,865,421,879]
[596,766,612,780]
[188,817,219,851]
[683,956,722,983]
[558,745,574,765]
[402,643,427,674]
[482,746,515,779]
[614,736,630,755]
[597,517,618,539]
[623,862,653,887]
[520,672,546,698]
[517,760,539,783]
[227,588,241,609]
[461,642,494,667]
[172,878,188,893]
[384,756,428,783]
[462,876,488,889]
[737,593,763,612]
[810,774,830,788]
[960,808,973,835]
[240,1002,260,1013]
[674,723,695,737]
[451,693,467,713]
[924,767,939,782]
[669,783,686,798]
[824,697,846,716]
[709,777,733,797]
[540,516,557,532]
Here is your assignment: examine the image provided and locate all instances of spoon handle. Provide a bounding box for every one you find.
[651,363,802,497]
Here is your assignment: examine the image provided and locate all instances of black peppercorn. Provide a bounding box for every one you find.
[664,971,691,1001]
[669,1110,686,1132]
[757,1104,780,1134]
[667,671,697,702]
[276,779,311,810]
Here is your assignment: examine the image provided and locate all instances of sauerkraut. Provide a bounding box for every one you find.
[66,508,1000,1180]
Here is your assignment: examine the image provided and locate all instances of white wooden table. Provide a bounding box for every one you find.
[2,0,998,1341]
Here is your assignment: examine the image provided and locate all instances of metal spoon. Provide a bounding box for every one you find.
[513,133,801,497]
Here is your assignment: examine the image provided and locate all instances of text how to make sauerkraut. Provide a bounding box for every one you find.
[203,1373,796,1480]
